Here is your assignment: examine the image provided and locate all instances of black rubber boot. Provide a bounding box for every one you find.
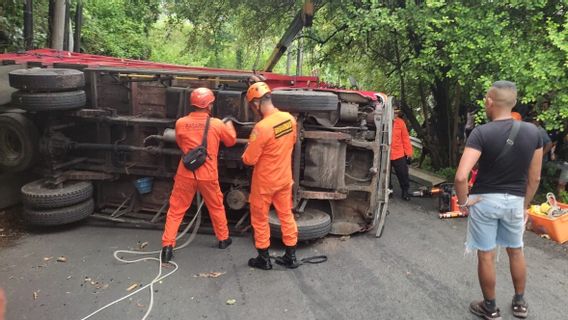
[276,246,299,269]
[218,237,232,249]
[248,248,272,270]
[161,245,173,263]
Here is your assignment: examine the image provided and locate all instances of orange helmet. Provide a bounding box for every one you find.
[246,82,271,102]
[190,87,215,109]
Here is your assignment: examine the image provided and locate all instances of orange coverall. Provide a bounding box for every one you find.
[511,111,522,121]
[390,116,413,160]
[242,109,298,249]
[162,112,236,247]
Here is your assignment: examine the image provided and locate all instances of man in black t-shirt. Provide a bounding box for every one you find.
[455,81,543,320]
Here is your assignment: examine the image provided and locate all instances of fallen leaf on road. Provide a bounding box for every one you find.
[339,236,350,241]
[33,290,39,300]
[66,276,72,280]
[136,302,145,308]
[226,299,236,305]
[194,272,226,278]
[139,242,149,249]
[43,257,53,261]
[84,277,91,282]
[126,283,139,292]
[57,256,67,263]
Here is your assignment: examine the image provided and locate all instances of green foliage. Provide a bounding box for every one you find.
[148,19,209,66]
[534,163,565,204]
[2,1,567,165]
[435,167,457,183]
[158,0,321,71]
[0,0,50,52]
[81,0,160,59]
[0,0,160,59]
[156,0,566,171]
[559,190,568,204]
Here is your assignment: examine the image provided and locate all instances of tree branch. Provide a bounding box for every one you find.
[296,24,348,45]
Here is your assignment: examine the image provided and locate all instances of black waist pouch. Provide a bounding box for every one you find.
[182,116,210,172]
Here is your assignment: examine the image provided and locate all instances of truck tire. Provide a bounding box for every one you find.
[271,90,339,113]
[9,68,85,91]
[23,198,95,226]
[0,113,39,173]
[11,90,86,111]
[21,179,94,209]
[269,208,332,241]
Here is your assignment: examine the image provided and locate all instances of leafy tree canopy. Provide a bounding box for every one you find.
[1,0,567,168]
[162,0,567,167]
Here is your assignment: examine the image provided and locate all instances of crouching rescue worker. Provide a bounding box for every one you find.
[161,87,237,263]
[242,82,299,270]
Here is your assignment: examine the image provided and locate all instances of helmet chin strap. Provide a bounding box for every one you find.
[252,100,263,117]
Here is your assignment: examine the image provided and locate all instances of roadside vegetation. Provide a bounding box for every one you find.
[1,0,567,200]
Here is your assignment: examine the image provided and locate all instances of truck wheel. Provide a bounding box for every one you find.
[269,208,332,241]
[9,68,85,91]
[23,198,95,226]
[0,113,38,173]
[21,179,94,209]
[271,91,339,113]
[12,90,86,111]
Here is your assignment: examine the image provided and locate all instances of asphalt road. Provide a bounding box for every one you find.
[1,196,567,320]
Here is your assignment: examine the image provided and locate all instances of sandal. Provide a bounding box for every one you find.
[512,298,529,318]
[469,301,502,320]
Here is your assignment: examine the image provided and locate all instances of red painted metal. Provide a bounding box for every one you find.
[0,49,321,89]
[0,49,389,99]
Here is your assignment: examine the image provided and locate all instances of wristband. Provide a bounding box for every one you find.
[458,198,469,208]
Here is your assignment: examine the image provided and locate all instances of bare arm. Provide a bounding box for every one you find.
[543,142,552,157]
[454,147,482,206]
[524,147,543,208]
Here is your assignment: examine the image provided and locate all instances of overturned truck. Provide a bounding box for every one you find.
[0,49,392,240]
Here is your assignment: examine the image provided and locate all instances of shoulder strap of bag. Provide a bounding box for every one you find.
[494,120,521,163]
[201,116,210,147]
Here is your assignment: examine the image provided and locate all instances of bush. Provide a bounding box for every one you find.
[434,167,457,182]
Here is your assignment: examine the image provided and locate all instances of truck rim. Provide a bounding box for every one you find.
[0,126,23,164]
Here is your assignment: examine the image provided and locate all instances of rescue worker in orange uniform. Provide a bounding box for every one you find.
[242,82,299,270]
[391,108,413,200]
[511,111,522,121]
[161,88,237,263]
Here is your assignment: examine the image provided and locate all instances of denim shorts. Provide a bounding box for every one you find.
[466,193,525,251]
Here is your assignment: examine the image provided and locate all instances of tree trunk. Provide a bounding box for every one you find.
[73,1,82,53]
[50,0,65,50]
[296,31,303,76]
[417,81,444,168]
[430,77,452,168]
[450,84,461,166]
[24,0,33,50]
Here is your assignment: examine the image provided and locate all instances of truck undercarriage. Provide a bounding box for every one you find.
[0,50,392,240]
